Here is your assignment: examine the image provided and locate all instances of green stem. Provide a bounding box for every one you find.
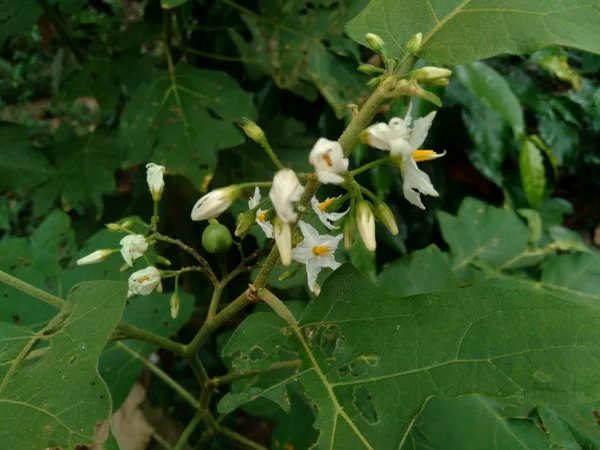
[256,289,297,325]
[117,343,199,408]
[0,270,64,309]
[38,0,87,63]
[175,45,258,63]
[260,140,286,171]
[174,411,205,450]
[350,157,391,176]
[237,181,273,189]
[151,200,160,231]
[358,185,379,204]
[220,427,268,450]
[151,233,216,284]
[114,322,186,355]
[211,360,301,387]
[206,283,225,322]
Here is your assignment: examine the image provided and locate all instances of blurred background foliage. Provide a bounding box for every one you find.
[1,0,600,447]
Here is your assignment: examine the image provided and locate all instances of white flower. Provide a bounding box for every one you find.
[292,221,343,293]
[119,234,148,267]
[398,156,440,210]
[364,104,436,157]
[76,249,115,266]
[249,187,273,238]
[311,196,349,230]
[274,219,293,266]
[146,163,165,200]
[356,202,376,251]
[128,266,161,298]
[269,169,304,224]
[191,185,240,221]
[364,104,444,209]
[308,138,349,185]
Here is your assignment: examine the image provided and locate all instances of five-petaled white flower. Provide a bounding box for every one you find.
[269,169,304,224]
[146,163,165,200]
[308,138,349,185]
[364,104,444,209]
[120,234,148,267]
[191,185,240,221]
[311,196,349,230]
[249,187,273,238]
[128,266,162,298]
[292,221,343,294]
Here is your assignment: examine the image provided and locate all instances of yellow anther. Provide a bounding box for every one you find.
[137,276,150,284]
[322,153,333,166]
[257,211,268,222]
[319,197,335,212]
[413,149,446,162]
[312,245,330,257]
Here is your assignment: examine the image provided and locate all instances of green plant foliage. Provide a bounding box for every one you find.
[346,0,600,65]
[520,139,547,209]
[0,281,127,449]
[222,264,600,449]
[120,64,256,188]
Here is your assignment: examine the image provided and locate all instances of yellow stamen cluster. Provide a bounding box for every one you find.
[312,245,330,257]
[319,198,335,212]
[322,153,333,166]
[137,276,150,284]
[257,211,268,222]
[413,149,446,162]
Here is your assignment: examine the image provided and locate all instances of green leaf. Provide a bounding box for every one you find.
[455,62,524,137]
[0,0,40,44]
[406,395,553,449]
[539,253,600,307]
[120,63,256,188]
[346,0,600,65]
[520,139,546,209]
[229,1,369,117]
[0,124,56,192]
[378,244,457,296]
[348,236,376,281]
[0,281,127,449]
[271,388,319,450]
[531,47,582,90]
[538,113,579,166]
[221,265,600,449]
[437,197,529,279]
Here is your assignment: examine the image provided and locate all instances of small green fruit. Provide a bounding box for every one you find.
[202,223,233,254]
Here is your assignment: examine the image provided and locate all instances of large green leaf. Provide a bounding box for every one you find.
[221,265,600,449]
[120,63,256,188]
[0,0,40,44]
[346,0,600,65]
[455,62,524,138]
[229,0,369,117]
[0,124,56,192]
[520,139,546,209]
[0,281,127,449]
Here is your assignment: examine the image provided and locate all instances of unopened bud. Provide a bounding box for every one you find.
[240,118,265,144]
[409,81,442,107]
[426,78,450,87]
[273,218,292,266]
[366,76,382,88]
[235,209,257,237]
[106,223,121,232]
[170,293,180,319]
[76,249,116,266]
[405,32,423,54]
[343,215,357,250]
[357,64,385,75]
[120,263,131,272]
[416,66,452,82]
[156,255,172,266]
[356,201,376,251]
[278,266,300,282]
[365,33,385,53]
[376,203,399,235]
[121,220,134,230]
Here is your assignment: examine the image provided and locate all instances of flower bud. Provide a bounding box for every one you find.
[426,78,450,87]
[121,220,134,230]
[191,185,241,221]
[366,76,382,88]
[278,266,300,281]
[156,255,172,266]
[202,223,233,254]
[405,32,423,54]
[357,64,385,75]
[416,66,452,82]
[356,201,376,251]
[240,118,266,145]
[170,293,180,319]
[365,33,385,53]
[343,214,356,250]
[120,263,131,272]
[376,203,399,235]
[106,223,122,232]
[146,163,166,201]
[235,209,257,237]
[76,249,116,266]
[273,218,292,266]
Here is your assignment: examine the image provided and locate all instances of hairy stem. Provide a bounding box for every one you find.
[0,269,64,309]
[117,343,199,408]
[210,360,301,387]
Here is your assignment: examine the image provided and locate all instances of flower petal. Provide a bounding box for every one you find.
[249,187,261,209]
[317,171,345,185]
[306,258,321,293]
[409,111,437,150]
[298,220,319,243]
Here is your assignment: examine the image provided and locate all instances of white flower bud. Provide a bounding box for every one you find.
[376,203,399,235]
[356,202,376,251]
[240,118,265,144]
[127,266,161,298]
[406,32,423,54]
[120,234,148,267]
[170,293,180,319]
[274,219,293,266]
[146,163,166,201]
[366,33,385,53]
[416,66,452,82]
[76,249,116,266]
[190,185,241,221]
[269,169,304,224]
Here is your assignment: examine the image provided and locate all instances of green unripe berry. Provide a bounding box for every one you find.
[202,223,233,254]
